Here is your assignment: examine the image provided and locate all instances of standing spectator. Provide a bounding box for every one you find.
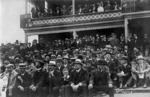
[6,64,17,97]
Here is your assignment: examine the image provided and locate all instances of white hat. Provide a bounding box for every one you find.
[136,55,145,60]
[49,61,56,65]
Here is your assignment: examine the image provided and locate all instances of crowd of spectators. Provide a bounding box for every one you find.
[0,33,150,97]
[31,0,121,18]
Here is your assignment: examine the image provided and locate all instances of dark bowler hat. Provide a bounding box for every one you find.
[97,60,107,66]
[19,63,27,68]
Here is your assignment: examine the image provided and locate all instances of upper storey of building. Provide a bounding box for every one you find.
[20,0,150,29]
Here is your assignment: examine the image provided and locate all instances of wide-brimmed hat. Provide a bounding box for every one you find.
[49,61,57,66]
[63,55,69,59]
[106,45,112,49]
[74,59,83,65]
[6,64,14,68]
[19,63,27,68]
[136,55,145,60]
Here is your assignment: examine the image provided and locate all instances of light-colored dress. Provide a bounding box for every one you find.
[0,73,8,97]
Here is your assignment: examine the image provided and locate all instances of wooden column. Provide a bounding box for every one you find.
[72,0,75,15]
[124,18,129,43]
[25,33,28,43]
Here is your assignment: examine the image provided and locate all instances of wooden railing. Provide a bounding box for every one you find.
[27,11,122,27]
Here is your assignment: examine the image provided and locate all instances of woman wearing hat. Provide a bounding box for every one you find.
[132,55,150,88]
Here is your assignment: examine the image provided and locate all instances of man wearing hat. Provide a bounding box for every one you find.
[63,55,72,72]
[88,60,114,97]
[104,52,118,86]
[69,59,88,97]
[117,57,131,88]
[29,60,45,97]
[6,64,17,97]
[132,55,150,88]
[44,61,62,97]
[15,63,31,97]
[56,55,64,76]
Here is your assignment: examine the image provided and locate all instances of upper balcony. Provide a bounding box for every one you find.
[20,0,150,29]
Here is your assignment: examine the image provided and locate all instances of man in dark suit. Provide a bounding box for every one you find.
[69,59,88,97]
[104,52,118,86]
[56,55,64,76]
[117,57,131,88]
[29,60,45,97]
[45,61,62,97]
[15,63,31,97]
[88,60,114,97]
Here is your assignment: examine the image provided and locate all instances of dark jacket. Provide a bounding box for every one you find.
[31,68,45,88]
[89,69,112,86]
[44,70,62,88]
[16,71,31,88]
[70,68,89,85]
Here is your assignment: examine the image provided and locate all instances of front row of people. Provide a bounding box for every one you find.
[4,59,114,97]
[3,55,150,97]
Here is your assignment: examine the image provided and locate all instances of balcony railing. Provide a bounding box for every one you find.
[27,11,122,27]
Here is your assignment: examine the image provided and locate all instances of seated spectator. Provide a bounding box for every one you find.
[97,3,104,12]
[48,8,54,17]
[83,4,89,13]
[117,57,131,88]
[43,8,49,17]
[61,5,68,16]
[15,63,31,97]
[105,1,111,11]
[92,4,97,13]
[77,5,83,15]
[88,60,114,97]
[56,7,61,16]
[60,68,71,97]
[113,2,120,11]
[44,61,62,97]
[104,52,118,87]
[131,55,150,88]
[69,59,88,97]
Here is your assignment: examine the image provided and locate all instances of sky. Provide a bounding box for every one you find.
[0,0,25,44]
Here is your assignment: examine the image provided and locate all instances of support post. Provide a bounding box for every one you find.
[73,30,77,39]
[25,0,28,14]
[124,18,129,43]
[25,34,28,43]
[72,0,75,15]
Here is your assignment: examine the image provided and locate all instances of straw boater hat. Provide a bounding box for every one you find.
[6,64,14,68]
[19,63,26,68]
[74,59,83,65]
[49,61,57,66]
